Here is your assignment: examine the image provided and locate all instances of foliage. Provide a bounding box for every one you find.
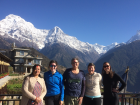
[0,72,9,78]
[7,84,22,89]
[8,78,23,84]
[9,73,19,76]
[6,78,23,94]
[8,66,13,73]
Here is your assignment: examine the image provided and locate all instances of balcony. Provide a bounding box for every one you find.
[24,61,34,66]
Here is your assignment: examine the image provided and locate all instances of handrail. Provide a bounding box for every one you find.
[0,93,140,105]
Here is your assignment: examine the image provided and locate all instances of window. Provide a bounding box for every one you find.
[34,59,40,64]
[19,59,24,63]
[15,59,24,63]
[20,67,23,72]
[20,51,24,56]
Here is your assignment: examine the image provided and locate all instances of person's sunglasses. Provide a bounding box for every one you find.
[50,65,56,67]
[103,65,110,68]
[72,62,78,64]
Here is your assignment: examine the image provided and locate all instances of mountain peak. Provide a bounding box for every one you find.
[48,26,64,36]
[1,14,36,31]
[111,42,119,45]
[5,14,24,23]
[1,14,27,28]
[53,26,63,33]
[54,26,60,29]
[5,14,20,19]
[127,30,140,43]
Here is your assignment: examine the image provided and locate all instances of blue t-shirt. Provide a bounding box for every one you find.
[63,68,85,97]
[44,70,64,101]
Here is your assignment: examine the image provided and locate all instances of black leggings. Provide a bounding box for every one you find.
[83,96,101,105]
[45,94,60,105]
[103,95,119,105]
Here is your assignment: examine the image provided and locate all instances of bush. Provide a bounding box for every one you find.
[9,73,19,76]
[7,84,22,89]
[7,78,23,94]
[8,66,13,73]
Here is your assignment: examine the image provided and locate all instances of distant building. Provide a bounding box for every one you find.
[0,52,12,95]
[10,47,43,74]
[0,52,12,74]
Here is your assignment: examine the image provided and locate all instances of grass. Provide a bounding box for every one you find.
[8,78,23,84]
[9,73,19,76]
[6,78,23,94]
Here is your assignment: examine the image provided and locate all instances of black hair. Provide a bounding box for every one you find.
[102,62,114,78]
[88,63,95,68]
[49,60,58,67]
[24,64,42,80]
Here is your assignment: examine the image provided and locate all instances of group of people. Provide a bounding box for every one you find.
[21,58,126,105]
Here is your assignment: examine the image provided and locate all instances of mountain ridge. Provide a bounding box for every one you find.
[0,14,123,55]
[1,14,140,70]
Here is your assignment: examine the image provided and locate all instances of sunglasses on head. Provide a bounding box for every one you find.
[103,65,110,68]
[50,65,56,67]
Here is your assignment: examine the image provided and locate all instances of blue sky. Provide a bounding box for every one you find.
[0,0,140,46]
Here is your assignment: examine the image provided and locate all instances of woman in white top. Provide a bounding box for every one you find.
[83,63,102,105]
[21,64,47,105]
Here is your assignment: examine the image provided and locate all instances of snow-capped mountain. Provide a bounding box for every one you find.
[44,26,96,54]
[0,14,49,49]
[127,30,140,43]
[2,14,140,69]
[0,14,123,54]
[93,42,120,54]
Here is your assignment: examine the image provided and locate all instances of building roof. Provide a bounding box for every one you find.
[11,47,30,51]
[0,52,12,62]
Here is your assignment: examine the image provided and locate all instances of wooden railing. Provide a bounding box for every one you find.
[0,93,140,105]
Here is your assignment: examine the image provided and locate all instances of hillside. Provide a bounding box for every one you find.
[95,40,140,92]
[40,42,99,70]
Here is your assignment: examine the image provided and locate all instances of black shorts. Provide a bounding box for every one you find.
[45,94,60,105]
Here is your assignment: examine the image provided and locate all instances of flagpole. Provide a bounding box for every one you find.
[124,66,129,93]
[121,66,129,105]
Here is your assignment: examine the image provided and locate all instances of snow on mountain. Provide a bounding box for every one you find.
[91,30,140,54]
[127,30,140,43]
[44,26,97,53]
[0,14,49,49]
[0,14,120,54]
[93,42,120,54]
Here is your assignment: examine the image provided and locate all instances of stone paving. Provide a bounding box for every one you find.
[0,76,11,89]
